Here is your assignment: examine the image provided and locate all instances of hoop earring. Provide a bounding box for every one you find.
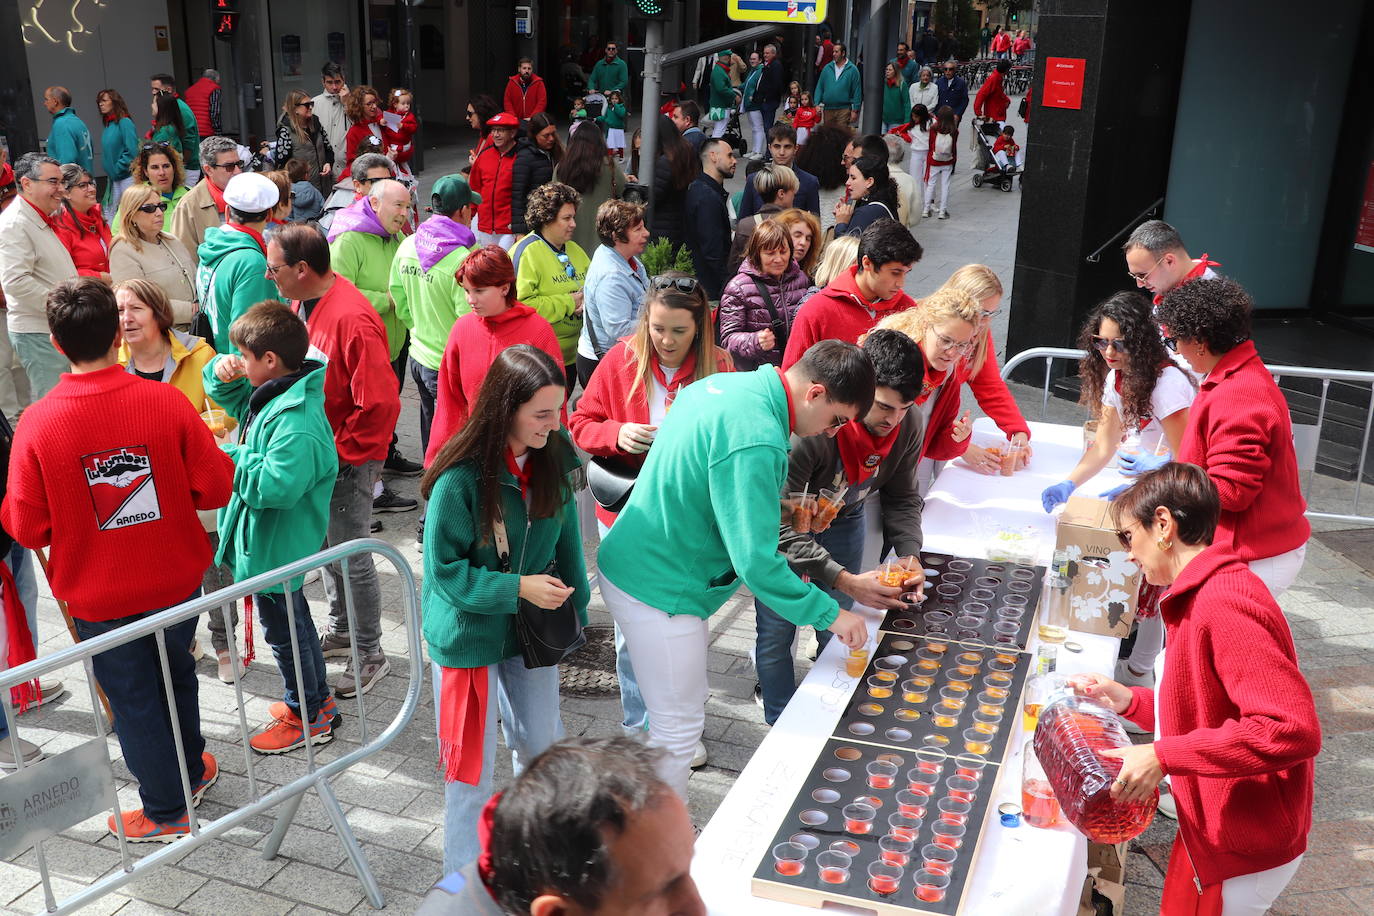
[1156,538,1173,551]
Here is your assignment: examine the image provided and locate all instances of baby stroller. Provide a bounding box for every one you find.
[970,118,1018,193]
[722,107,748,158]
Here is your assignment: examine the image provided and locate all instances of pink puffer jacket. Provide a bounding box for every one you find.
[717,258,814,370]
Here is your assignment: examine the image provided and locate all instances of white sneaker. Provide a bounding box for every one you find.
[690,741,709,769]
[1156,788,1178,819]
[922,206,933,218]
[1115,658,1156,689]
[938,209,950,219]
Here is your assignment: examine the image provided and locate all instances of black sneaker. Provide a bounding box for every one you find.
[373,485,418,513]
[753,682,764,708]
[384,449,423,477]
[370,518,383,533]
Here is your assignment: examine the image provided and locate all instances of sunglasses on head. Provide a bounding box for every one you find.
[141,141,172,153]
[650,276,700,294]
[137,202,170,213]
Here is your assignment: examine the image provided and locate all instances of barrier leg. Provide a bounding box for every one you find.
[261,791,304,860]
[318,779,386,909]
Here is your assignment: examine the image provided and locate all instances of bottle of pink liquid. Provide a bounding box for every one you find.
[1032,693,1157,843]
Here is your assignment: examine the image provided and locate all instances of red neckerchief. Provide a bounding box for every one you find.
[476,792,501,898]
[23,197,63,233]
[1,563,39,711]
[225,221,267,255]
[205,177,229,216]
[651,349,698,397]
[774,367,797,433]
[1113,362,1173,430]
[915,353,947,405]
[887,73,902,87]
[504,446,530,498]
[1152,253,1219,306]
[836,419,900,485]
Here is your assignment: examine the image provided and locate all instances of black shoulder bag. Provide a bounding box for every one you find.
[493,513,585,668]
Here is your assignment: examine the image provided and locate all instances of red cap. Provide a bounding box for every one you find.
[485,112,519,128]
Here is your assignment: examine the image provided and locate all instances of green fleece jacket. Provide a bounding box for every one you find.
[195,225,282,353]
[598,367,840,629]
[422,432,590,669]
[508,233,589,365]
[709,62,737,112]
[388,233,473,372]
[330,230,405,361]
[202,359,337,594]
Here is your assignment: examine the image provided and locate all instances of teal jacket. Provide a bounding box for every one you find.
[709,63,737,112]
[815,60,863,112]
[203,359,337,594]
[883,77,911,125]
[195,225,283,353]
[47,108,93,173]
[598,103,628,130]
[101,117,139,181]
[151,123,184,159]
[175,97,201,168]
[509,233,590,365]
[422,432,589,669]
[330,230,405,361]
[589,57,630,94]
[742,66,765,112]
[598,367,840,629]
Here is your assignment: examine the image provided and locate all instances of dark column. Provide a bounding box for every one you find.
[0,2,39,160]
[860,0,888,136]
[1005,0,1191,371]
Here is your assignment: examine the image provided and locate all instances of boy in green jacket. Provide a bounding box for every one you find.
[597,340,876,797]
[203,302,340,755]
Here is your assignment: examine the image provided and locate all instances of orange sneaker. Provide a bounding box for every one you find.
[249,709,335,755]
[267,694,338,724]
[107,808,190,844]
[191,751,218,807]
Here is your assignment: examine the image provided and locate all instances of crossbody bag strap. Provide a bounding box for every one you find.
[747,275,786,341]
[162,238,198,303]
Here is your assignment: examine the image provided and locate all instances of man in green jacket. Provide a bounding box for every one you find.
[588,41,630,113]
[707,50,739,138]
[598,340,875,797]
[203,302,339,755]
[195,172,282,354]
[151,74,202,183]
[389,175,478,455]
[42,87,93,173]
[814,42,863,130]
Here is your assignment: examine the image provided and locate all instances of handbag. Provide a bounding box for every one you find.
[492,513,585,668]
[586,455,639,513]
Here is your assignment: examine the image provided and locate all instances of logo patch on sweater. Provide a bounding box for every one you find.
[81,447,163,530]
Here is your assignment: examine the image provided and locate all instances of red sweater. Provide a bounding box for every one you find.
[292,275,400,465]
[1,366,233,620]
[1176,341,1309,562]
[344,117,385,177]
[792,106,820,130]
[781,266,916,369]
[56,205,112,277]
[920,330,1031,461]
[469,143,519,235]
[382,110,418,165]
[425,304,563,465]
[503,75,548,121]
[973,69,1010,121]
[1122,547,1318,886]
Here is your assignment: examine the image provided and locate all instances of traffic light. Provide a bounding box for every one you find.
[627,0,673,20]
[212,0,239,40]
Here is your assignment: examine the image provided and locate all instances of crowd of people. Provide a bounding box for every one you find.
[0,26,1322,916]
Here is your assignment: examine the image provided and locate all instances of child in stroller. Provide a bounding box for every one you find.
[971,118,1019,192]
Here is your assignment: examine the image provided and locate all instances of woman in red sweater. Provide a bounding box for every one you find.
[1140,277,1310,596]
[56,164,112,281]
[1072,462,1319,915]
[425,246,563,464]
[342,85,385,180]
[973,59,1011,126]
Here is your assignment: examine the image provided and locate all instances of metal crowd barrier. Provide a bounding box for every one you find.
[0,538,423,914]
[1001,347,1374,527]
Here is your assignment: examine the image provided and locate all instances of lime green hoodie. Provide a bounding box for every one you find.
[330,229,405,361]
[202,358,337,594]
[194,225,282,354]
[508,233,589,365]
[598,367,840,629]
[422,432,590,668]
[389,232,472,372]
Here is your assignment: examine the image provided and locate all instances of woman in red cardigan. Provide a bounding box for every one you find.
[1135,277,1310,596]
[342,85,385,180]
[973,59,1012,126]
[56,164,112,282]
[1073,462,1319,915]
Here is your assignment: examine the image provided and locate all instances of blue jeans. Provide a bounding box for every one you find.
[256,589,329,721]
[433,658,563,875]
[754,505,867,725]
[72,591,205,823]
[615,623,648,733]
[0,544,38,741]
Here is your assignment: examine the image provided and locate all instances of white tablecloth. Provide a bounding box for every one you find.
[692,420,1123,916]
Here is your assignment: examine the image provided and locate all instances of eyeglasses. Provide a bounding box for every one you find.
[651,276,700,294]
[1091,336,1127,354]
[71,180,96,190]
[136,202,170,213]
[209,160,244,172]
[980,307,1001,320]
[264,262,291,276]
[29,176,62,187]
[141,141,172,153]
[826,414,852,431]
[933,332,975,354]
[1126,255,1165,283]
[554,251,576,279]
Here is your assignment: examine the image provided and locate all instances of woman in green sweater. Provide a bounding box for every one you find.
[881,62,910,132]
[149,94,186,159]
[420,344,589,875]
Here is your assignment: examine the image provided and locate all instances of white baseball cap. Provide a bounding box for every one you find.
[223,172,280,212]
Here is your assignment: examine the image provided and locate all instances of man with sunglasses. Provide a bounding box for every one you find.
[171,136,242,262]
[598,340,875,798]
[935,61,969,124]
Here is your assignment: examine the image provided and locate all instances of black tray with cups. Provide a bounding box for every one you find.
[880,552,1045,651]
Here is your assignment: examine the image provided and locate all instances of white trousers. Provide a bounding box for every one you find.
[474,231,515,250]
[1248,543,1306,597]
[924,163,953,211]
[796,126,810,145]
[599,571,709,799]
[1221,854,1304,916]
[747,110,766,155]
[711,118,729,138]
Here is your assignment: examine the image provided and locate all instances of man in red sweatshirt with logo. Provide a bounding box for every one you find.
[2,278,233,842]
[782,219,922,369]
[267,224,400,698]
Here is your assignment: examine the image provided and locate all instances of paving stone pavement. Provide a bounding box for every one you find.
[3,108,1371,914]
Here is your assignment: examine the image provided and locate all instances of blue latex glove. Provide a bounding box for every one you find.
[1100,483,1132,501]
[1041,480,1076,513]
[1117,448,1170,477]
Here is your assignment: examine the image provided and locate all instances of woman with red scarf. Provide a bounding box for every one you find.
[425,246,564,464]
[342,85,385,179]
[55,164,112,282]
[420,344,590,876]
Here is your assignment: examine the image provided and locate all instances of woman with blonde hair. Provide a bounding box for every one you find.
[774,207,822,279]
[935,263,1032,473]
[872,286,981,461]
[811,234,860,289]
[110,183,198,327]
[253,89,333,192]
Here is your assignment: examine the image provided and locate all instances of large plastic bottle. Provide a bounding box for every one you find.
[1032,691,1158,843]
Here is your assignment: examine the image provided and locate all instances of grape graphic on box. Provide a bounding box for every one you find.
[81,446,163,530]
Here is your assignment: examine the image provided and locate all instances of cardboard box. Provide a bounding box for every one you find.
[1055,495,1141,638]
[1079,841,1129,916]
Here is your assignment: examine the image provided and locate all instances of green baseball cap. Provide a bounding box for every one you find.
[717,49,733,59]
[431,174,481,213]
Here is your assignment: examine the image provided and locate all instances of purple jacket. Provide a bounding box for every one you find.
[717,258,813,370]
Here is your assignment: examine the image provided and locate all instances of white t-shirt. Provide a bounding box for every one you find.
[648,363,680,427]
[1101,365,1195,458]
